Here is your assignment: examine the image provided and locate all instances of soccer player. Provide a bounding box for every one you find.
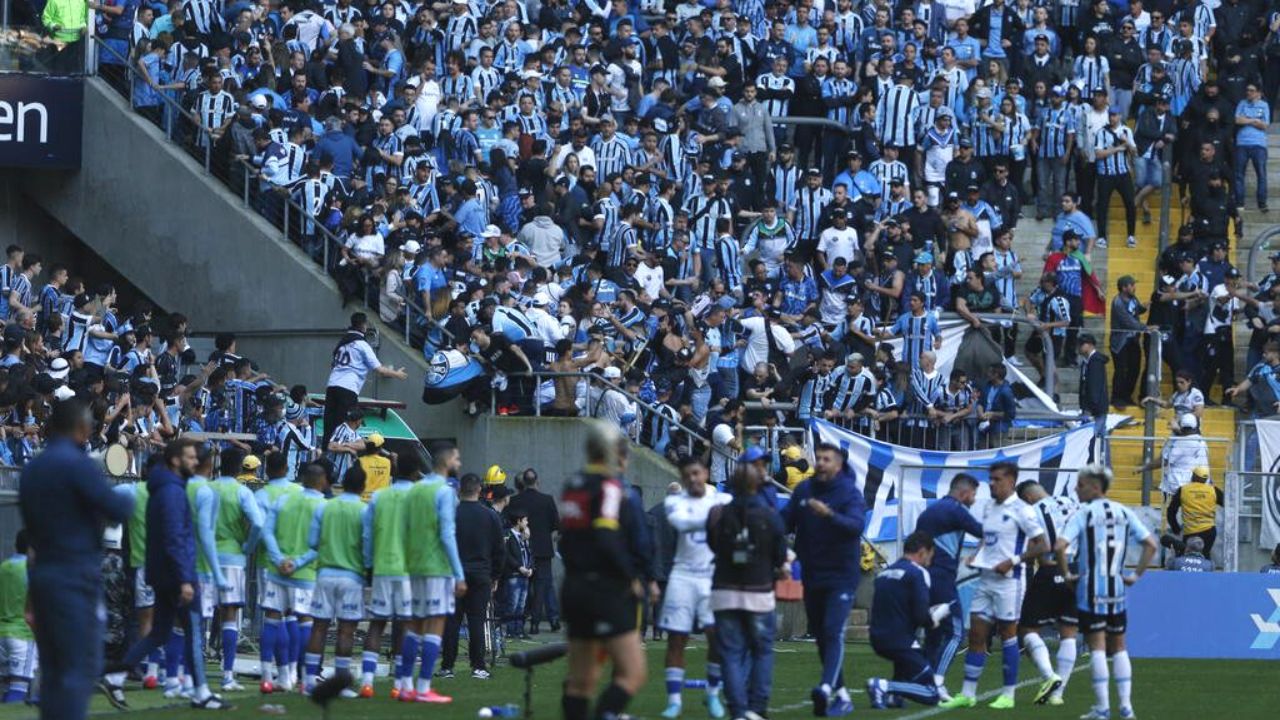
[660,458,731,719]
[914,474,984,700]
[252,453,302,693]
[0,530,35,703]
[117,475,164,688]
[360,452,416,699]
[866,531,941,709]
[183,447,229,698]
[940,461,1048,710]
[1015,481,1080,706]
[398,445,466,703]
[210,448,266,692]
[303,464,367,697]
[262,463,329,693]
[1057,464,1157,720]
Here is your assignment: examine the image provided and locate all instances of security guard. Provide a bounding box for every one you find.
[357,433,393,501]
[1166,466,1224,554]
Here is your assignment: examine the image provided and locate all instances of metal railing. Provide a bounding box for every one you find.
[1245,224,1280,285]
[1157,143,1174,251]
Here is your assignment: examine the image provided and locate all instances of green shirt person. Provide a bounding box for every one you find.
[42,0,88,44]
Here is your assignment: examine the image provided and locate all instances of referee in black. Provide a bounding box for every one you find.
[321,313,407,449]
[559,421,648,720]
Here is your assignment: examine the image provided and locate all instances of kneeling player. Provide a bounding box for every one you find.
[660,458,730,718]
[1016,481,1079,706]
[304,465,367,696]
[1058,465,1157,720]
[866,531,942,709]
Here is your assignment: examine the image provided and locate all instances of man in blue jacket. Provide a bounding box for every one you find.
[782,442,866,717]
[20,399,134,720]
[116,439,231,710]
[914,474,984,701]
[866,531,941,709]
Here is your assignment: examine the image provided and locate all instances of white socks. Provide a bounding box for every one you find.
[1054,638,1077,698]
[1090,649,1110,712]
[1112,651,1132,711]
[1024,633,1055,679]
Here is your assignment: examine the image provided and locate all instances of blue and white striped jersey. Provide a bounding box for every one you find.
[791,186,832,241]
[876,82,921,147]
[1093,125,1133,176]
[1060,498,1151,613]
[1033,495,1078,561]
[1035,106,1075,158]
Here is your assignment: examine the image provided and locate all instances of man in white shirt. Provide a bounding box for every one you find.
[941,462,1048,710]
[321,313,407,449]
[816,210,859,270]
[709,400,744,488]
[635,252,666,301]
[660,458,732,719]
[737,312,797,372]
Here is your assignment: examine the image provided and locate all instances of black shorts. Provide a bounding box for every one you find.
[1077,609,1127,635]
[1020,565,1077,628]
[561,575,639,640]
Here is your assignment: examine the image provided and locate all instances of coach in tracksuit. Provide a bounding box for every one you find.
[782,442,866,717]
[865,531,941,709]
[914,474,983,699]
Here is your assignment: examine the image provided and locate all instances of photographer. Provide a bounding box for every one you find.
[705,463,787,720]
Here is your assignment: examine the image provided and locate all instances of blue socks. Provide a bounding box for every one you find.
[399,632,420,681]
[706,662,722,693]
[261,618,279,668]
[296,622,313,674]
[165,630,185,682]
[221,622,238,672]
[305,652,322,689]
[665,667,685,700]
[1002,637,1020,690]
[284,618,299,669]
[419,634,442,689]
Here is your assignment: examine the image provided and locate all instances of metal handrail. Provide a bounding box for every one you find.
[1246,224,1280,284]
[1157,143,1173,251]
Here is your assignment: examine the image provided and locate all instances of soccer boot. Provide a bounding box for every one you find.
[939,695,976,708]
[989,694,1015,710]
[1035,675,1063,705]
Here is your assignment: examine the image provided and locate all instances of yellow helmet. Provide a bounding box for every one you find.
[485,465,507,485]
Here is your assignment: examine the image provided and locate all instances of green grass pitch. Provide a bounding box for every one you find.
[0,639,1268,719]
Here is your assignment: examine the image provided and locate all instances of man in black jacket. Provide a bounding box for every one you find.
[1078,334,1111,462]
[439,473,506,679]
[1134,95,1177,223]
[967,0,1026,75]
[506,468,561,634]
[1107,21,1144,120]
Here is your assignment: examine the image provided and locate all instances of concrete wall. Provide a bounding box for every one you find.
[13,76,678,494]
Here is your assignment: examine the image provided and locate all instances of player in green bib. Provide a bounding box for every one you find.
[302,464,367,697]
[262,463,329,694]
[0,531,35,703]
[252,452,302,693]
[209,449,266,691]
[396,443,466,703]
[360,453,418,700]
[115,478,164,687]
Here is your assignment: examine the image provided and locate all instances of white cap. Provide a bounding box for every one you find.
[481,224,502,238]
[251,94,269,109]
[401,240,422,255]
[1178,413,1198,430]
[53,385,76,401]
[707,76,727,89]
[48,357,69,380]
[603,366,622,380]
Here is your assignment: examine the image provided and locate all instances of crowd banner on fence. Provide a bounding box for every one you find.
[809,418,1118,541]
[1127,571,1280,659]
[1253,420,1280,549]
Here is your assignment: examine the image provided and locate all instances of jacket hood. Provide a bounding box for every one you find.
[147,466,185,493]
[533,216,556,228]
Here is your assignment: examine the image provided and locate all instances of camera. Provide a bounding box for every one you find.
[732,526,755,566]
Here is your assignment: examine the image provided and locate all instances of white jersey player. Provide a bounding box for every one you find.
[660,458,731,719]
[941,462,1048,710]
[1015,482,1080,706]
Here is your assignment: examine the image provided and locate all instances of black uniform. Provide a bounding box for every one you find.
[558,465,643,639]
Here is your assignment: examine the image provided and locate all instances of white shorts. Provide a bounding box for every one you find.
[196,575,218,620]
[134,567,155,609]
[218,566,247,607]
[659,573,714,634]
[969,575,1026,624]
[410,576,456,619]
[369,577,413,619]
[260,579,315,616]
[0,637,37,679]
[311,575,365,622]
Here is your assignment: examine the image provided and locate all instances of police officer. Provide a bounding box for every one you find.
[20,400,134,720]
[559,422,648,720]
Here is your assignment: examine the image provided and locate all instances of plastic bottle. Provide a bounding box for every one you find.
[683,679,708,689]
[485,704,521,717]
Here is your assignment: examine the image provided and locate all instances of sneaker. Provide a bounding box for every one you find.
[164,685,187,700]
[989,694,1015,710]
[661,701,683,718]
[1080,709,1112,720]
[436,668,455,679]
[389,687,400,700]
[143,676,159,690]
[705,693,726,718]
[937,685,953,703]
[190,694,234,710]
[97,681,129,711]
[471,669,491,680]
[866,678,888,710]
[398,689,418,702]
[221,680,244,693]
[339,688,359,699]
[826,698,854,717]
[1261,206,1270,214]
[358,685,374,699]
[1119,708,1137,719]
[259,681,274,695]
[1095,237,1108,249]
[1035,675,1063,705]
[1126,235,1136,248]
[1007,356,1024,366]
[939,695,976,708]
[810,686,829,717]
[416,690,453,704]
[1142,209,1152,224]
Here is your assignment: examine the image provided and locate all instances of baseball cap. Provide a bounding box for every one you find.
[401,240,422,255]
[739,446,768,464]
[366,432,385,448]
[914,252,933,265]
[1192,465,1210,478]
[53,386,76,401]
[707,76,727,90]
[603,365,622,380]
[1227,267,1242,279]
[242,455,262,471]
[251,95,269,110]
[481,224,502,238]
[48,357,69,380]
[958,137,974,148]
